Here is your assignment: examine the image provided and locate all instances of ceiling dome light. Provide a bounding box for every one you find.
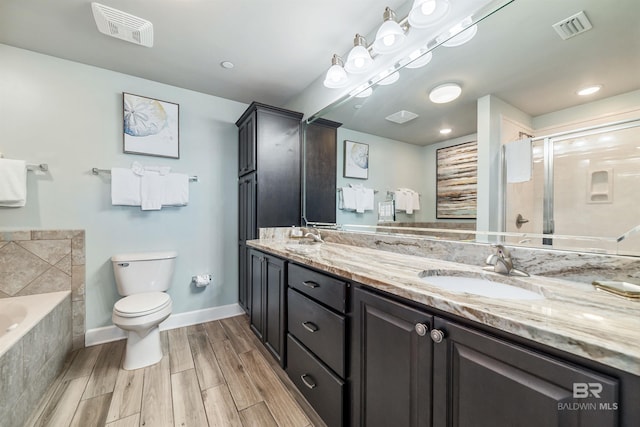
[377,70,400,86]
[440,17,477,47]
[429,83,462,103]
[345,34,374,74]
[406,50,433,69]
[577,85,602,96]
[440,128,452,134]
[323,54,349,89]
[408,0,450,28]
[374,7,406,54]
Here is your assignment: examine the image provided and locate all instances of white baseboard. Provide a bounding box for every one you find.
[85,303,245,347]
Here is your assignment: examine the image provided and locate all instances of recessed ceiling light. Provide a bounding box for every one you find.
[354,104,363,109]
[577,85,602,96]
[440,128,452,134]
[220,61,234,69]
[429,83,462,103]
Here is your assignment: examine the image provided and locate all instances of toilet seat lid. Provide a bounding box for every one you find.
[114,292,171,317]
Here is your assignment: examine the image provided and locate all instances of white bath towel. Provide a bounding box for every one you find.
[111,168,141,206]
[141,171,164,210]
[162,173,189,206]
[340,187,357,210]
[0,159,27,207]
[505,138,532,183]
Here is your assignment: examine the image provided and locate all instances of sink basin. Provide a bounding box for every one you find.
[418,270,545,300]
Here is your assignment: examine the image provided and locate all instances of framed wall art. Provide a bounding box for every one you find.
[436,141,478,219]
[123,92,180,159]
[343,140,369,179]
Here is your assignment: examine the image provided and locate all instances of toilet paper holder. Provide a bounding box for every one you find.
[192,274,212,287]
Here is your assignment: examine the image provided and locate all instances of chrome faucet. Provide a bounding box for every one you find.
[304,229,324,243]
[484,245,529,277]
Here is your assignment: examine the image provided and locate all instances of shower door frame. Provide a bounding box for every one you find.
[502,117,640,245]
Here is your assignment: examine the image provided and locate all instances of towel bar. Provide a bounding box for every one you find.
[92,167,198,182]
[26,163,49,172]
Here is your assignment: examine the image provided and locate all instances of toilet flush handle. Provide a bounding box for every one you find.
[117,262,130,267]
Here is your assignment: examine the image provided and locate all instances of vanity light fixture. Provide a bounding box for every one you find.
[405,49,433,69]
[345,34,374,74]
[373,7,406,54]
[577,85,602,96]
[440,127,452,134]
[408,0,450,28]
[323,54,349,88]
[439,17,478,47]
[429,83,462,103]
[377,70,400,86]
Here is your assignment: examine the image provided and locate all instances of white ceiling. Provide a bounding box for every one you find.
[1,0,639,146]
[0,0,405,106]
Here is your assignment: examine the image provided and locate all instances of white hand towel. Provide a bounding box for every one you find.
[363,188,375,211]
[355,188,365,213]
[141,171,163,210]
[111,168,141,206]
[394,189,408,212]
[505,138,532,183]
[341,187,357,210]
[0,159,27,207]
[411,190,421,211]
[162,173,189,206]
[405,190,414,214]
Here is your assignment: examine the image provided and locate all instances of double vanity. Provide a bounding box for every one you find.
[246,230,639,427]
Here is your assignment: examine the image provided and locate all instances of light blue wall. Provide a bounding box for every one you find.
[336,128,428,225]
[0,44,247,329]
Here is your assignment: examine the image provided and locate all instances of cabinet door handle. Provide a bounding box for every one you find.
[430,329,446,343]
[300,374,317,389]
[415,323,428,337]
[302,281,319,289]
[302,321,319,333]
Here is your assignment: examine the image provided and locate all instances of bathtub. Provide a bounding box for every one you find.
[0,291,72,427]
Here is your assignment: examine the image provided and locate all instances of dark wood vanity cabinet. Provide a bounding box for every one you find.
[286,263,348,427]
[352,286,621,427]
[432,317,619,427]
[351,287,434,427]
[249,249,287,367]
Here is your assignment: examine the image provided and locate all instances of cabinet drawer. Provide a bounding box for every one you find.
[288,288,345,377]
[287,334,344,427]
[288,263,347,312]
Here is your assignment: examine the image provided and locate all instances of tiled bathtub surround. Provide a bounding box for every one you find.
[0,292,71,427]
[0,230,85,349]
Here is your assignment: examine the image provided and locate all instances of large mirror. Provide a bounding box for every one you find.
[303,0,640,255]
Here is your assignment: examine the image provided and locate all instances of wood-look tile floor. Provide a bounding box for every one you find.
[26,315,326,427]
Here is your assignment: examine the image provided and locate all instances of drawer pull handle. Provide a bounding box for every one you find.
[302,321,319,333]
[302,281,319,289]
[415,323,428,337]
[430,329,446,344]
[301,374,317,389]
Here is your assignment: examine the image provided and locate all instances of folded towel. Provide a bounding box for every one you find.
[505,138,532,183]
[111,168,141,206]
[141,171,164,210]
[0,159,27,207]
[162,173,189,206]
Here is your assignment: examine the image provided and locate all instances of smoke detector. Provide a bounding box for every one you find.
[91,3,153,47]
[385,110,419,124]
[552,11,592,40]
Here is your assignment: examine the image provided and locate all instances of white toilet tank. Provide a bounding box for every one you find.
[111,251,177,296]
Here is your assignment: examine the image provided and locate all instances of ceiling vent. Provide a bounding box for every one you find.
[552,11,592,40]
[386,110,419,124]
[91,3,153,47]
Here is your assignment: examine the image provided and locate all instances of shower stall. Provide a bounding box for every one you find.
[504,118,640,255]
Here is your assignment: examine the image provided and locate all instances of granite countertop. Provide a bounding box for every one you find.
[247,239,640,376]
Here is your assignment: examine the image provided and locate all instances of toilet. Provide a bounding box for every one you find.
[111,251,177,370]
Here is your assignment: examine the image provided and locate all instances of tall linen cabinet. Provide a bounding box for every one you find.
[236,102,303,312]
